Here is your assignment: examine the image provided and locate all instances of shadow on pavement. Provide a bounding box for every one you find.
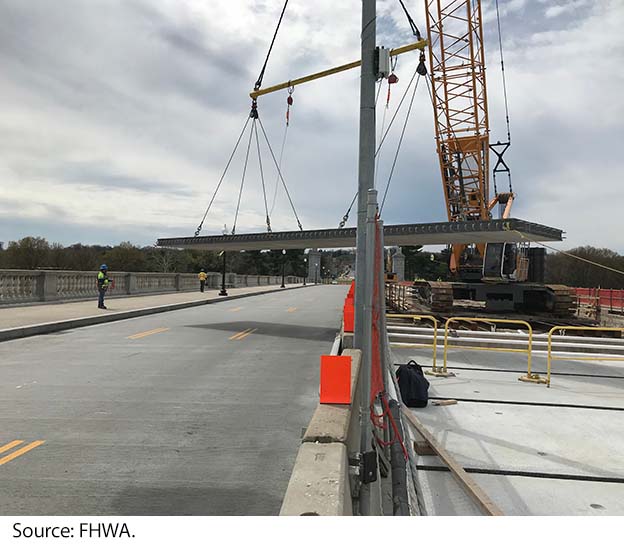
[186,321,337,342]
[112,485,282,516]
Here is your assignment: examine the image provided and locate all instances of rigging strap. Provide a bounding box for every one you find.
[253,120,272,233]
[195,115,251,237]
[380,74,421,213]
[254,0,289,91]
[397,0,423,41]
[257,116,304,231]
[232,118,256,235]
[492,0,513,194]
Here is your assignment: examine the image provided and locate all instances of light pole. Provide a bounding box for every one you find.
[315,263,319,285]
[219,250,228,296]
[280,249,286,288]
[303,257,307,286]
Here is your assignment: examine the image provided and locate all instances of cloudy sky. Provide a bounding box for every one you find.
[1,0,622,252]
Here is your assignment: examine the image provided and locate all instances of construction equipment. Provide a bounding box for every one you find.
[412,0,575,316]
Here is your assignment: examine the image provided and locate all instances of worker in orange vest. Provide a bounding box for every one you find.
[198,269,207,292]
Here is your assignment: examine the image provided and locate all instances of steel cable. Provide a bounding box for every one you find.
[194,115,251,236]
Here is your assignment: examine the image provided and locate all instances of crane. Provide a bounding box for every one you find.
[426,0,513,276]
[413,0,574,316]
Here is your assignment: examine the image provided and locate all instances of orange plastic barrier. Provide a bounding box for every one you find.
[343,302,354,333]
[343,281,355,333]
[320,355,352,404]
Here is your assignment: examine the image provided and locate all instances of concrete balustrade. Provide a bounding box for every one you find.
[0,269,303,305]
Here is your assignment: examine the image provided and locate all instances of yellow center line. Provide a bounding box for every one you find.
[229,328,253,340]
[127,327,170,340]
[236,328,258,341]
[0,440,23,454]
[0,440,45,467]
[287,307,298,313]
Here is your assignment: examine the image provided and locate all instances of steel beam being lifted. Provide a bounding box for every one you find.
[157,218,563,252]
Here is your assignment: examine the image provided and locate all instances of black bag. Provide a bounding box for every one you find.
[396,360,430,408]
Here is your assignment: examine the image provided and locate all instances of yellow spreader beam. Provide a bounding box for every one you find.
[249,39,427,99]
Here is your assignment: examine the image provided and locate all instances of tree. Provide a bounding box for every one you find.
[3,237,51,269]
[402,246,449,281]
[102,242,146,272]
[545,246,624,289]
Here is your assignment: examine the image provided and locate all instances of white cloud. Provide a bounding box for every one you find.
[544,1,592,19]
[0,0,622,254]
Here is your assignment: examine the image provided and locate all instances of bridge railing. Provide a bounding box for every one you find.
[0,269,303,305]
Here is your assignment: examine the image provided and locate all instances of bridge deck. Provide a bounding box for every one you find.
[157,218,562,251]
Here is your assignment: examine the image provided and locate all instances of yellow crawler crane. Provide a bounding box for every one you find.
[415,0,574,316]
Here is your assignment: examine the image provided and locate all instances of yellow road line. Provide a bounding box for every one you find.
[0,440,45,467]
[287,307,298,313]
[0,440,23,454]
[229,307,243,312]
[236,328,257,341]
[229,328,253,340]
[127,327,170,340]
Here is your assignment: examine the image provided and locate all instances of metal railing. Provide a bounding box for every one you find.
[443,317,534,379]
[387,314,441,373]
[545,326,624,387]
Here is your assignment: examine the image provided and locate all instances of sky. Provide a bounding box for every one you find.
[0,0,622,252]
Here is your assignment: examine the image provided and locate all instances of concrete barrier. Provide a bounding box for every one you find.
[280,349,361,516]
[0,269,303,306]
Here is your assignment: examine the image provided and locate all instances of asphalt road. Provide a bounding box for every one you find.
[0,284,348,515]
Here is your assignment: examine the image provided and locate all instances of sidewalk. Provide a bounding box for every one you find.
[0,284,304,341]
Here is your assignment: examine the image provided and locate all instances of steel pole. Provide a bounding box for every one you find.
[359,189,378,516]
[353,0,376,517]
[219,252,228,296]
[354,0,376,350]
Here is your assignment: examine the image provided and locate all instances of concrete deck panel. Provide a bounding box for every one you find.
[394,347,624,515]
[157,218,563,251]
[416,471,624,516]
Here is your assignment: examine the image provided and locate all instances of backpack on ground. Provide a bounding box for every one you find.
[396,360,430,408]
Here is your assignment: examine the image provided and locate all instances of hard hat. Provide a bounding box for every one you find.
[100,264,108,270]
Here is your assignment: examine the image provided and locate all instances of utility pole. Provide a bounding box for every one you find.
[354,0,376,349]
[354,0,376,516]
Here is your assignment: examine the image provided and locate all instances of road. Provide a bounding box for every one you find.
[0,285,348,515]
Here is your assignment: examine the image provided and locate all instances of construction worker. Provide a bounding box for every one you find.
[198,268,207,293]
[97,264,111,309]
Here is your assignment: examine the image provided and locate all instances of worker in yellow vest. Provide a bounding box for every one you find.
[198,269,207,292]
[97,264,111,309]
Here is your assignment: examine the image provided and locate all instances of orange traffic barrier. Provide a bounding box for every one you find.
[343,302,354,333]
[320,355,352,404]
[343,281,355,332]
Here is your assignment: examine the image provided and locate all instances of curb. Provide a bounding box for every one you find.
[0,284,310,343]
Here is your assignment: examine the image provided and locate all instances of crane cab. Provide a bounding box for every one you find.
[483,242,530,282]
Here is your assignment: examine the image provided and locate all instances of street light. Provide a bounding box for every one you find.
[219,250,228,296]
[303,257,307,286]
[315,263,319,285]
[280,249,286,288]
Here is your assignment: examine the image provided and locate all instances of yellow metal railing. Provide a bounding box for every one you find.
[387,314,444,374]
[442,317,534,379]
[545,326,624,387]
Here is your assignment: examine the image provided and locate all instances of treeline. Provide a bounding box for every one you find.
[0,237,313,277]
[545,246,624,289]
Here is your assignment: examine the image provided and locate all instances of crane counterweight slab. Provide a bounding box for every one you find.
[157,218,562,252]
